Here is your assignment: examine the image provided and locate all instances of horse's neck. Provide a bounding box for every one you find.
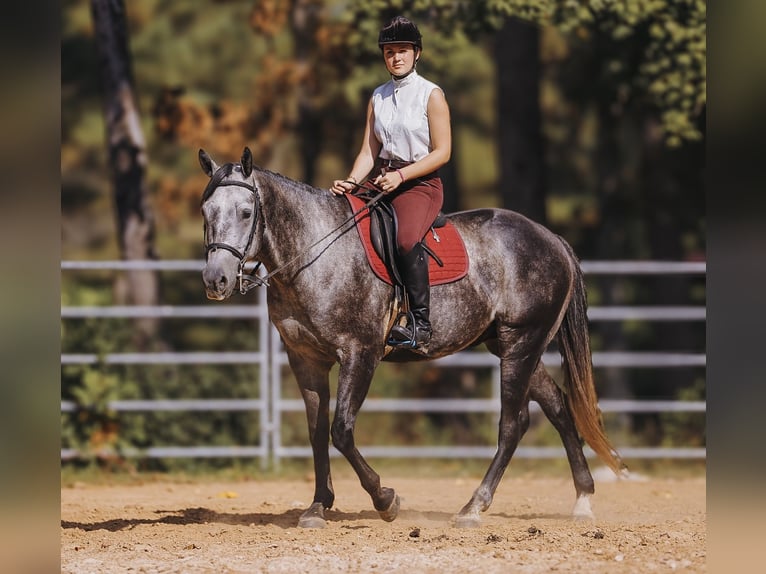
[258,173,348,273]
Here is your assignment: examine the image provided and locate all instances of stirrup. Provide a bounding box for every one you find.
[387,312,431,349]
[387,332,427,349]
[387,310,417,347]
[387,332,418,348]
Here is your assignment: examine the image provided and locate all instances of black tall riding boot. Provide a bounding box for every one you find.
[388,242,432,348]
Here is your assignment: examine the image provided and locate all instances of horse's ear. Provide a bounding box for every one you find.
[198,149,218,177]
[241,147,253,177]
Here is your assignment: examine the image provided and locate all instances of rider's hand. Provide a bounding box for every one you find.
[373,170,404,194]
[330,178,357,196]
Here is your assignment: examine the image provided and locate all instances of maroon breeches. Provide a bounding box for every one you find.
[387,172,444,255]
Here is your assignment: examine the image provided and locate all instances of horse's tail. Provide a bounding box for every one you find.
[557,238,626,476]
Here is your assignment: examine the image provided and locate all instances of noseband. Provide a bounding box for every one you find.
[204,177,267,293]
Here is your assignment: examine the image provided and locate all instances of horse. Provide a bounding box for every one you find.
[199,147,625,528]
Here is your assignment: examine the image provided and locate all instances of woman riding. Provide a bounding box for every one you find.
[330,15,452,351]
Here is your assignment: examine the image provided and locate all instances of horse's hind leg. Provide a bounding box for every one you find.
[455,325,545,528]
[331,352,400,522]
[287,351,336,528]
[529,364,596,520]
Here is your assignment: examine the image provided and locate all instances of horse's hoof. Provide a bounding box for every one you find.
[298,515,326,528]
[378,490,400,522]
[298,502,327,529]
[454,512,481,528]
[572,494,595,521]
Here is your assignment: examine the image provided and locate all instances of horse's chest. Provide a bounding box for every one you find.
[273,315,323,352]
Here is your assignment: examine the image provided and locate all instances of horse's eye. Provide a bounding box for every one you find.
[242,209,252,220]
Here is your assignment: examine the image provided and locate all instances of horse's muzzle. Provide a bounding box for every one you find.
[202,264,234,300]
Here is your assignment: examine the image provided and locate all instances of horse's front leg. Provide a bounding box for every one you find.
[529,363,595,520]
[287,350,336,528]
[331,350,400,522]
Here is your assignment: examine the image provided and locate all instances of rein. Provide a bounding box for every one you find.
[205,175,385,294]
[250,181,386,291]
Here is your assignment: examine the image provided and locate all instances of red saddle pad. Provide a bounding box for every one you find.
[345,194,468,286]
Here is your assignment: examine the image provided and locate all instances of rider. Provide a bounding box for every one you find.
[330,15,452,350]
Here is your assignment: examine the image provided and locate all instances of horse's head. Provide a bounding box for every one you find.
[199,147,262,300]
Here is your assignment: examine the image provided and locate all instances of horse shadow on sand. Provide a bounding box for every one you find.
[61,506,567,532]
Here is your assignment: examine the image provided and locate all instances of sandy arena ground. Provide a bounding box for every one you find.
[61,471,706,573]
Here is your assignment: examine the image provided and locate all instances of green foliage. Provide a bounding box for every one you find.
[61,366,127,461]
[348,0,705,144]
[553,0,706,145]
[129,2,266,101]
[61,279,269,469]
[660,376,706,448]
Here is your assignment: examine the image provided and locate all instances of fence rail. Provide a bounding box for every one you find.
[61,259,706,464]
[61,304,706,321]
[60,259,707,274]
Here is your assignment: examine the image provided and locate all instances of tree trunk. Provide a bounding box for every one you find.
[91,0,159,345]
[638,116,705,444]
[291,0,322,185]
[494,17,546,223]
[589,29,633,411]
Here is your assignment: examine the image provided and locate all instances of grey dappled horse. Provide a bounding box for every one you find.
[200,147,624,528]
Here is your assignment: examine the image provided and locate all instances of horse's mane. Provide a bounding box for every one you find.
[255,167,328,198]
[202,161,328,205]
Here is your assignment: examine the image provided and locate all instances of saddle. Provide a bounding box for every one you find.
[345,194,468,294]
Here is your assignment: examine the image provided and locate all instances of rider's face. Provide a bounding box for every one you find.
[382,43,418,76]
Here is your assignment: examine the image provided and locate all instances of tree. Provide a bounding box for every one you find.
[554,0,705,145]
[91,0,159,344]
[494,17,546,222]
[290,0,324,184]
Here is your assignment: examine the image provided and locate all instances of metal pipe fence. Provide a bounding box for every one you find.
[61,260,706,464]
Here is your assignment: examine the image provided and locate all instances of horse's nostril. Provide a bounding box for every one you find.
[219,275,227,288]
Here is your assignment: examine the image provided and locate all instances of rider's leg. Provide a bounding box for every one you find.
[386,173,442,349]
[389,241,431,347]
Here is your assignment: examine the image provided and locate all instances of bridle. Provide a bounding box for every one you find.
[203,176,267,294]
[203,170,386,294]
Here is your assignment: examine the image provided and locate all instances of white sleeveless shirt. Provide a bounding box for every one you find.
[372,71,441,163]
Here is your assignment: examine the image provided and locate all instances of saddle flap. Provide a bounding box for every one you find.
[369,203,404,288]
[345,194,468,287]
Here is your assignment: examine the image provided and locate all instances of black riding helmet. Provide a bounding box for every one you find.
[378,16,422,51]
